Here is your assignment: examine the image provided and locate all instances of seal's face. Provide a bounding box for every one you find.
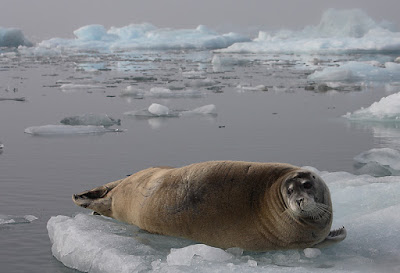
[281,171,331,222]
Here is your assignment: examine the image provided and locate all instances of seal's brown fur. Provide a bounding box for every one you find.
[73,161,333,251]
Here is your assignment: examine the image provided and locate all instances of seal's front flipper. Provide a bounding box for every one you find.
[313,226,347,248]
[72,179,123,216]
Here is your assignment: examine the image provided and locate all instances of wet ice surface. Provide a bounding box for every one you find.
[47,163,400,273]
[2,8,400,273]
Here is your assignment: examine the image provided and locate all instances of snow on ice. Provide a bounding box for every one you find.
[48,166,400,272]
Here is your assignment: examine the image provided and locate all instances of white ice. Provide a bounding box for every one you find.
[24,125,121,136]
[38,24,250,51]
[353,148,400,176]
[219,9,400,54]
[60,84,105,92]
[125,104,217,118]
[48,165,400,272]
[0,27,32,47]
[344,91,400,121]
[120,86,205,99]
[60,114,120,127]
[236,84,269,92]
[308,61,400,82]
[0,215,37,225]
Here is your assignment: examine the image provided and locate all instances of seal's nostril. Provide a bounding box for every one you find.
[296,198,304,206]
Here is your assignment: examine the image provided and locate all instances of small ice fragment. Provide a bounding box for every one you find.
[191,104,217,115]
[303,248,322,258]
[148,103,170,116]
[0,214,38,225]
[24,125,119,135]
[166,244,233,266]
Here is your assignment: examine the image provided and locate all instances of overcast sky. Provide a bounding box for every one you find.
[1,0,399,41]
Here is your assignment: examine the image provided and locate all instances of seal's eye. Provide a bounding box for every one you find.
[287,188,293,195]
[303,181,313,189]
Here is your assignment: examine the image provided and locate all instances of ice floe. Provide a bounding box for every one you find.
[24,125,123,136]
[344,91,400,121]
[60,114,120,127]
[48,165,400,272]
[0,27,33,47]
[124,104,216,118]
[219,9,400,54]
[38,24,250,51]
[60,84,105,92]
[121,86,205,99]
[0,215,37,225]
[353,148,400,176]
[236,84,269,92]
[308,61,400,82]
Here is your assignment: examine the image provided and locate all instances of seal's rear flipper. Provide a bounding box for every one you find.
[72,179,123,216]
[313,226,347,248]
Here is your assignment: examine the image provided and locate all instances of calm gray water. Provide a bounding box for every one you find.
[0,50,398,272]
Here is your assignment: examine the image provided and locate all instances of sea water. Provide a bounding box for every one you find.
[1,8,400,273]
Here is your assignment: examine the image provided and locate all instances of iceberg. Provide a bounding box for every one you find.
[24,125,123,136]
[38,24,250,51]
[60,114,121,127]
[0,27,33,47]
[344,91,400,121]
[0,215,37,225]
[219,9,400,54]
[48,167,400,272]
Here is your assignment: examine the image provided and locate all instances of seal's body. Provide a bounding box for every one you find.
[73,161,346,251]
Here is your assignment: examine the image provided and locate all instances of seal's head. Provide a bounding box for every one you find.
[280,170,332,223]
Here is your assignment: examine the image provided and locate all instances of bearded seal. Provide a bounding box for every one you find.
[73,161,346,251]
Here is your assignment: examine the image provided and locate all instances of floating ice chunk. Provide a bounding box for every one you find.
[0,215,38,225]
[308,61,400,82]
[0,27,33,47]
[344,91,400,121]
[353,148,400,176]
[182,70,207,79]
[121,86,204,99]
[211,54,250,72]
[303,248,321,258]
[39,23,249,51]
[219,9,400,54]
[148,103,170,116]
[184,78,218,88]
[60,114,120,127]
[181,104,217,116]
[237,84,268,92]
[24,125,122,135]
[60,84,105,92]
[167,244,233,266]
